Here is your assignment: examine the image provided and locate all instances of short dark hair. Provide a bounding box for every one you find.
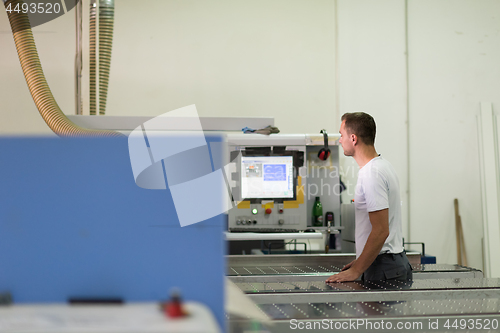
[341,112,376,146]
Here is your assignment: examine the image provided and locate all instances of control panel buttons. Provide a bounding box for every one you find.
[278,219,284,225]
[265,208,272,215]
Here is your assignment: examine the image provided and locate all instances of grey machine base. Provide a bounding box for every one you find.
[227,255,496,333]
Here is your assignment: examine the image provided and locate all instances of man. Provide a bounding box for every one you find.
[326,112,412,283]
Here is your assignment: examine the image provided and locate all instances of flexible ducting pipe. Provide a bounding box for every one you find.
[98,0,114,116]
[4,0,123,137]
[89,0,97,115]
[90,0,114,116]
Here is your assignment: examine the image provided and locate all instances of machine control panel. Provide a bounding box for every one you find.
[226,134,340,232]
[233,202,300,227]
[235,213,300,226]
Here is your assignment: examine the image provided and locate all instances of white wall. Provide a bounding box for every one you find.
[337,0,409,243]
[408,0,500,272]
[1,0,499,273]
[106,0,337,135]
[0,0,338,135]
[337,0,500,273]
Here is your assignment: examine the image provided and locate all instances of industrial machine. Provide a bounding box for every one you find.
[227,133,341,232]
[227,254,498,333]
[0,137,226,331]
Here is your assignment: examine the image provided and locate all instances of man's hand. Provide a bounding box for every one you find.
[325,267,362,283]
[325,260,359,283]
[341,259,356,271]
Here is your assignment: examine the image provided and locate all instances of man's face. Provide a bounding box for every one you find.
[339,121,354,156]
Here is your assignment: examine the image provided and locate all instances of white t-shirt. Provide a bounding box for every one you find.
[354,156,403,258]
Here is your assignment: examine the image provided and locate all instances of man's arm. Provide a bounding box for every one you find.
[326,209,389,283]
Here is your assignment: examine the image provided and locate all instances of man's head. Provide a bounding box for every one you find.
[339,112,376,156]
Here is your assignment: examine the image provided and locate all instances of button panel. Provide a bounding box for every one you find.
[236,215,299,225]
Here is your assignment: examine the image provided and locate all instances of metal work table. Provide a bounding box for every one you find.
[255,297,500,319]
[233,278,500,293]
[228,278,500,333]
[227,254,419,272]
[233,278,500,303]
[227,254,492,332]
[227,254,483,279]
[228,264,483,279]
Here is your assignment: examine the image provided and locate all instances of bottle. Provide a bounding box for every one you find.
[312,197,323,227]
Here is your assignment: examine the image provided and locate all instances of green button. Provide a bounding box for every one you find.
[252,208,258,215]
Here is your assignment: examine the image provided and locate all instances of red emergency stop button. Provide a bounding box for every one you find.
[265,208,272,215]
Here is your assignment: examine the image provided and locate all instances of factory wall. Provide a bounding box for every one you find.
[338,0,500,273]
[0,0,337,134]
[105,0,338,135]
[337,0,500,273]
[1,0,499,274]
[336,0,409,250]
[407,0,500,273]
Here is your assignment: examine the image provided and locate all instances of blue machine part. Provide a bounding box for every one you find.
[421,255,437,264]
[0,136,226,329]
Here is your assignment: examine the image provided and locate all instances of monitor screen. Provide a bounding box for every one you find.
[240,155,294,199]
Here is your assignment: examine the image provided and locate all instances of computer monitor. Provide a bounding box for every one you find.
[240,155,295,200]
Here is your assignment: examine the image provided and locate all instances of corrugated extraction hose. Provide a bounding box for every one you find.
[89,0,114,116]
[4,0,123,137]
[98,0,114,116]
[89,0,97,115]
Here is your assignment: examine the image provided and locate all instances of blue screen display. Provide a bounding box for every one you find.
[263,164,287,181]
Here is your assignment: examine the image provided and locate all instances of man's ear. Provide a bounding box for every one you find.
[351,134,357,146]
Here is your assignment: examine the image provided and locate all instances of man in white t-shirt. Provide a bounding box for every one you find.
[326,112,412,283]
